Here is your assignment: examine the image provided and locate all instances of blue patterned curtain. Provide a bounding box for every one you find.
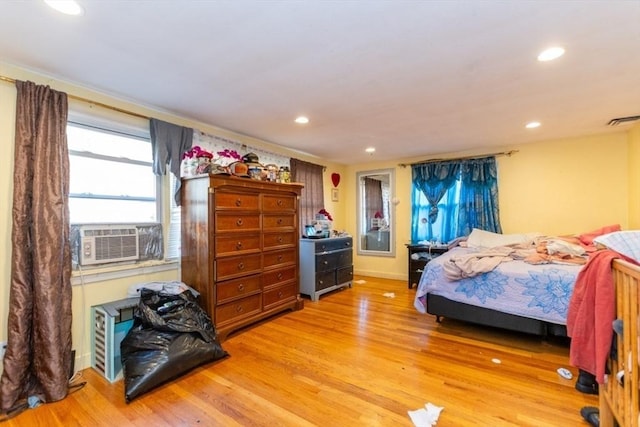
[457,157,502,236]
[411,161,460,242]
[411,156,501,243]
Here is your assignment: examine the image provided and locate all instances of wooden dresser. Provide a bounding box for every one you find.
[181,174,304,341]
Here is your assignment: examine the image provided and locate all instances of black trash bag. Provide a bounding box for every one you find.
[121,288,228,402]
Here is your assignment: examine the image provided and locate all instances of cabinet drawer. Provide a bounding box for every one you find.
[262,194,296,212]
[336,266,353,285]
[215,213,260,233]
[215,233,261,257]
[263,281,297,310]
[263,231,296,250]
[215,253,262,281]
[316,271,336,291]
[314,237,353,253]
[316,252,339,272]
[263,266,296,288]
[216,274,262,304]
[215,192,259,211]
[263,214,295,230]
[337,249,352,268]
[263,248,296,269]
[215,293,262,325]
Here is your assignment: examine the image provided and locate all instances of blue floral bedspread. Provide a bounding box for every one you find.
[413,246,582,325]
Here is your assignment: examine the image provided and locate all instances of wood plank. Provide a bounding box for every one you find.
[4,276,597,426]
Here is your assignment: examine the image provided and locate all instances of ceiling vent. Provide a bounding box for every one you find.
[607,115,640,126]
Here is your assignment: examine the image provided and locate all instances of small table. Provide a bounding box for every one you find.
[406,244,449,289]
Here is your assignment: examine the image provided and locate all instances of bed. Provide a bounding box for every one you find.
[414,245,583,336]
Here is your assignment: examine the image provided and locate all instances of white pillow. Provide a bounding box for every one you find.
[466,228,531,249]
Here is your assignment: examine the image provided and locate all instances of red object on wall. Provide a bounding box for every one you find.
[331,173,340,188]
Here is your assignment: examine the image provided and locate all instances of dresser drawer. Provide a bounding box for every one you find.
[263,231,296,250]
[215,213,260,233]
[215,233,261,257]
[263,265,296,288]
[337,249,353,268]
[215,253,262,281]
[215,192,259,211]
[216,274,262,304]
[263,281,297,310]
[215,293,262,325]
[263,248,296,269]
[314,237,353,253]
[316,271,336,291]
[263,214,295,230]
[336,266,353,285]
[262,194,296,212]
[315,252,339,272]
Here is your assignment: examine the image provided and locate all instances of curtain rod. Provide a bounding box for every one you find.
[0,74,149,120]
[398,149,518,168]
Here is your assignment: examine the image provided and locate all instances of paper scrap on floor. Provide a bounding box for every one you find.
[353,279,367,284]
[383,292,395,298]
[408,402,444,427]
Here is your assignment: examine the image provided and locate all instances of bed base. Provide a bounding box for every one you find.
[426,293,567,337]
[600,259,640,427]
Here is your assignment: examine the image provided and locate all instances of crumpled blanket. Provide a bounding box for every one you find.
[443,247,514,280]
[566,249,620,384]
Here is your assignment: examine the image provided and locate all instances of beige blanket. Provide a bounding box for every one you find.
[443,247,514,280]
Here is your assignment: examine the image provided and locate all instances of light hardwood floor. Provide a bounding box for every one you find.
[5,276,596,426]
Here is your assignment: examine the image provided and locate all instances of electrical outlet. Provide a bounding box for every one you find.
[0,341,6,362]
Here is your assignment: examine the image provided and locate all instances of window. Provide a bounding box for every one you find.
[411,180,461,243]
[68,122,160,224]
[411,157,501,244]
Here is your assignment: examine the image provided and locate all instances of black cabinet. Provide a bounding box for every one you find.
[406,244,449,289]
[300,237,353,301]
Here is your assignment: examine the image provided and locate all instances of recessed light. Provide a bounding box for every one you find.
[537,47,565,62]
[525,121,541,129]
[44,0,84,16]
[365,147,376,154]
[294,116,309,124]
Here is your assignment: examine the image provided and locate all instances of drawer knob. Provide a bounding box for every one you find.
[277,273,283,280]
[323,260,328,265]
[236,218,244,226]
[277,218,283,225]
[278,255,283,262]
[277,291,283,298]
[236,242,243,250]
[237,262,245,270]
[236,305,244,313]
[318,280,324,285]
[235,199,242,206]
[277,236,283,243]
[277,199,283,206]
[237,284,245,291]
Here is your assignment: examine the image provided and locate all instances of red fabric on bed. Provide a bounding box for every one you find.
[567,249,622,384]
[578,224,621,246]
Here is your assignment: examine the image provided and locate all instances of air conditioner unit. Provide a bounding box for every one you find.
[91,297,139,382]
[79,225,140,266]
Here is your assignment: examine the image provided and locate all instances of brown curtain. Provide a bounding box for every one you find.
[1,81,72,413]
[290,158,324,230]
[364,177,383,230]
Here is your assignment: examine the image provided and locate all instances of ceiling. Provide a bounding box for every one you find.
[0,1,639,164]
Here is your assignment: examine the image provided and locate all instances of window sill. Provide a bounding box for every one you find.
[71,259,179,286]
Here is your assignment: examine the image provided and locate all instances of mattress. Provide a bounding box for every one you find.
[414,246,583,325]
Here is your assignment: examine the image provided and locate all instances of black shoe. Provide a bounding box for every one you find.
[580,406,599,427]
[575,369,599,395]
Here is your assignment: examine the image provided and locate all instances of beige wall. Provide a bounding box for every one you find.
[0,62,637,371]
[349,131,635,279]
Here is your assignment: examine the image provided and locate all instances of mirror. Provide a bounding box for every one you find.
[356,169,395,257]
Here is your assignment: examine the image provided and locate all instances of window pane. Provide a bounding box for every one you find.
[69,155,156,198]
[67,124,150,162]
[69,198,156,223]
